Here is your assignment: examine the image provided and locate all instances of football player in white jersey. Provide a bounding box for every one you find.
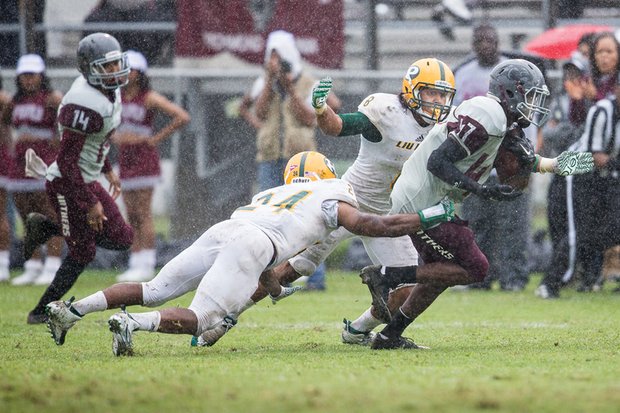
[363,59,595,350]
[23,33,134,325]
[213,58,462,348]
[44,151,457,356]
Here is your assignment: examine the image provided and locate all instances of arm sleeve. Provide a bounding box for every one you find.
[427,135,483,195]
[338,112,382,142]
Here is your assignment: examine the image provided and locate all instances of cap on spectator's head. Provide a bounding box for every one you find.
[126,50,148,73]
[563,52,590,77]
[16,54,45,75]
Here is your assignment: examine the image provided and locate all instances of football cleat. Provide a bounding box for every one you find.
[27,311,48,325]
[359,265,392,323]
[46,297,81,345]
[191,315,237,347]
[108,309,139,356]
[270,285,304,304]
[23,212,59,261]
[371,333,429,350]
[341,318,376,346]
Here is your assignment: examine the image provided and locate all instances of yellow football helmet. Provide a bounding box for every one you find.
[284,151,337,184]
[401,58,456,124]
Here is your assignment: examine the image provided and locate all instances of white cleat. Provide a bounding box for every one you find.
[11,267,42,286]
[45,297,81,345]
[341,318,376,346]
[191,315,237,347]
[108,310,140,356]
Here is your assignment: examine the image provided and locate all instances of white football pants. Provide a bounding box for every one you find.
[142,220,274,334]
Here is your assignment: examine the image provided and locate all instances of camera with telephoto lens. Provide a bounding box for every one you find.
[280,60,292,73]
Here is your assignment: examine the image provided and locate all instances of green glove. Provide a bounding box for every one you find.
[554,151,594,176]
[311,77,332,115]
[417,198,455,230]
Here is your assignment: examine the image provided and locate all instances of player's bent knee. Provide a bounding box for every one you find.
[141,282,169,307]
[289,256,317,278]
[467,255,489,283]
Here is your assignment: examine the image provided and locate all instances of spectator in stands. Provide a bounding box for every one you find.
[114,50,190,282]
[570,70,620,292]
[535,59,594,298]
[83,0,176,65]
[431,0,474,41]
[242,30,340,290]
[453,24,534,291]
[589,31,620,100]
[0,73,12,282]
[4,55,64,286]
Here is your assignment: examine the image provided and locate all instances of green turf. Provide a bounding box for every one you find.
[1,270,619,413]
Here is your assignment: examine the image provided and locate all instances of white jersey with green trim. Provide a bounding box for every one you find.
[391,95,507,214]
[230,179,358,267]
[341,93,433,215]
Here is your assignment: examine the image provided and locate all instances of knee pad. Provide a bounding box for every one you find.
[289,256,317,278]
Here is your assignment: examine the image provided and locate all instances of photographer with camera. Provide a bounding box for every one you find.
[242,30,340,192]
[240,30,340,291]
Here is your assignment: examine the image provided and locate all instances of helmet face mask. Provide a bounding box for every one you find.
[402,58,456,124]
[77,33,130,90]
[488,59,550,127]
[284,151,337,185]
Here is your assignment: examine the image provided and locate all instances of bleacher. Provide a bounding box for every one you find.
[343,0,620,70]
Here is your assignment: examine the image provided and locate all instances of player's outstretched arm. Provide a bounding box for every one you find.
[312,77,343,135]
[532,151,594,176]
[337,199,455,237]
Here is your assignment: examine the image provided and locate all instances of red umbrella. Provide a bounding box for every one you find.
[524,24,613,60]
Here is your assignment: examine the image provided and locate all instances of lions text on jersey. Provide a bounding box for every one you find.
[342,93,433,215]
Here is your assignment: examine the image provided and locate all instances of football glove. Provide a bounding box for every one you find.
[417,198,456,230]
[477,183,522,201]
[553,151,594,176]
[311,77,332,115]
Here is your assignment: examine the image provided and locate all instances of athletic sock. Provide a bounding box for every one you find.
[30,256,87,315]
[379,307,413,338]
[381,265,417,288]
[42,256,62,275]
[131,311,161,332]
[350,307,382,332]
[73,291,108,316]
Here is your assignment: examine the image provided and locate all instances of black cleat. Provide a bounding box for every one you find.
[27,311,48,325]
[371,333,428,350]
[24,213,59,261]
[359,265,391,323]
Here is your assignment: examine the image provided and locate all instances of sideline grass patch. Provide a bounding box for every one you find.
[1,270,619,413]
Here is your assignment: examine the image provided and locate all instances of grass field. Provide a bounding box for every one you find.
[1,270,619,413]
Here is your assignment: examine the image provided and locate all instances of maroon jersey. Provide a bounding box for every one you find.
[117,89,161,186]
[9,90,58,189]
